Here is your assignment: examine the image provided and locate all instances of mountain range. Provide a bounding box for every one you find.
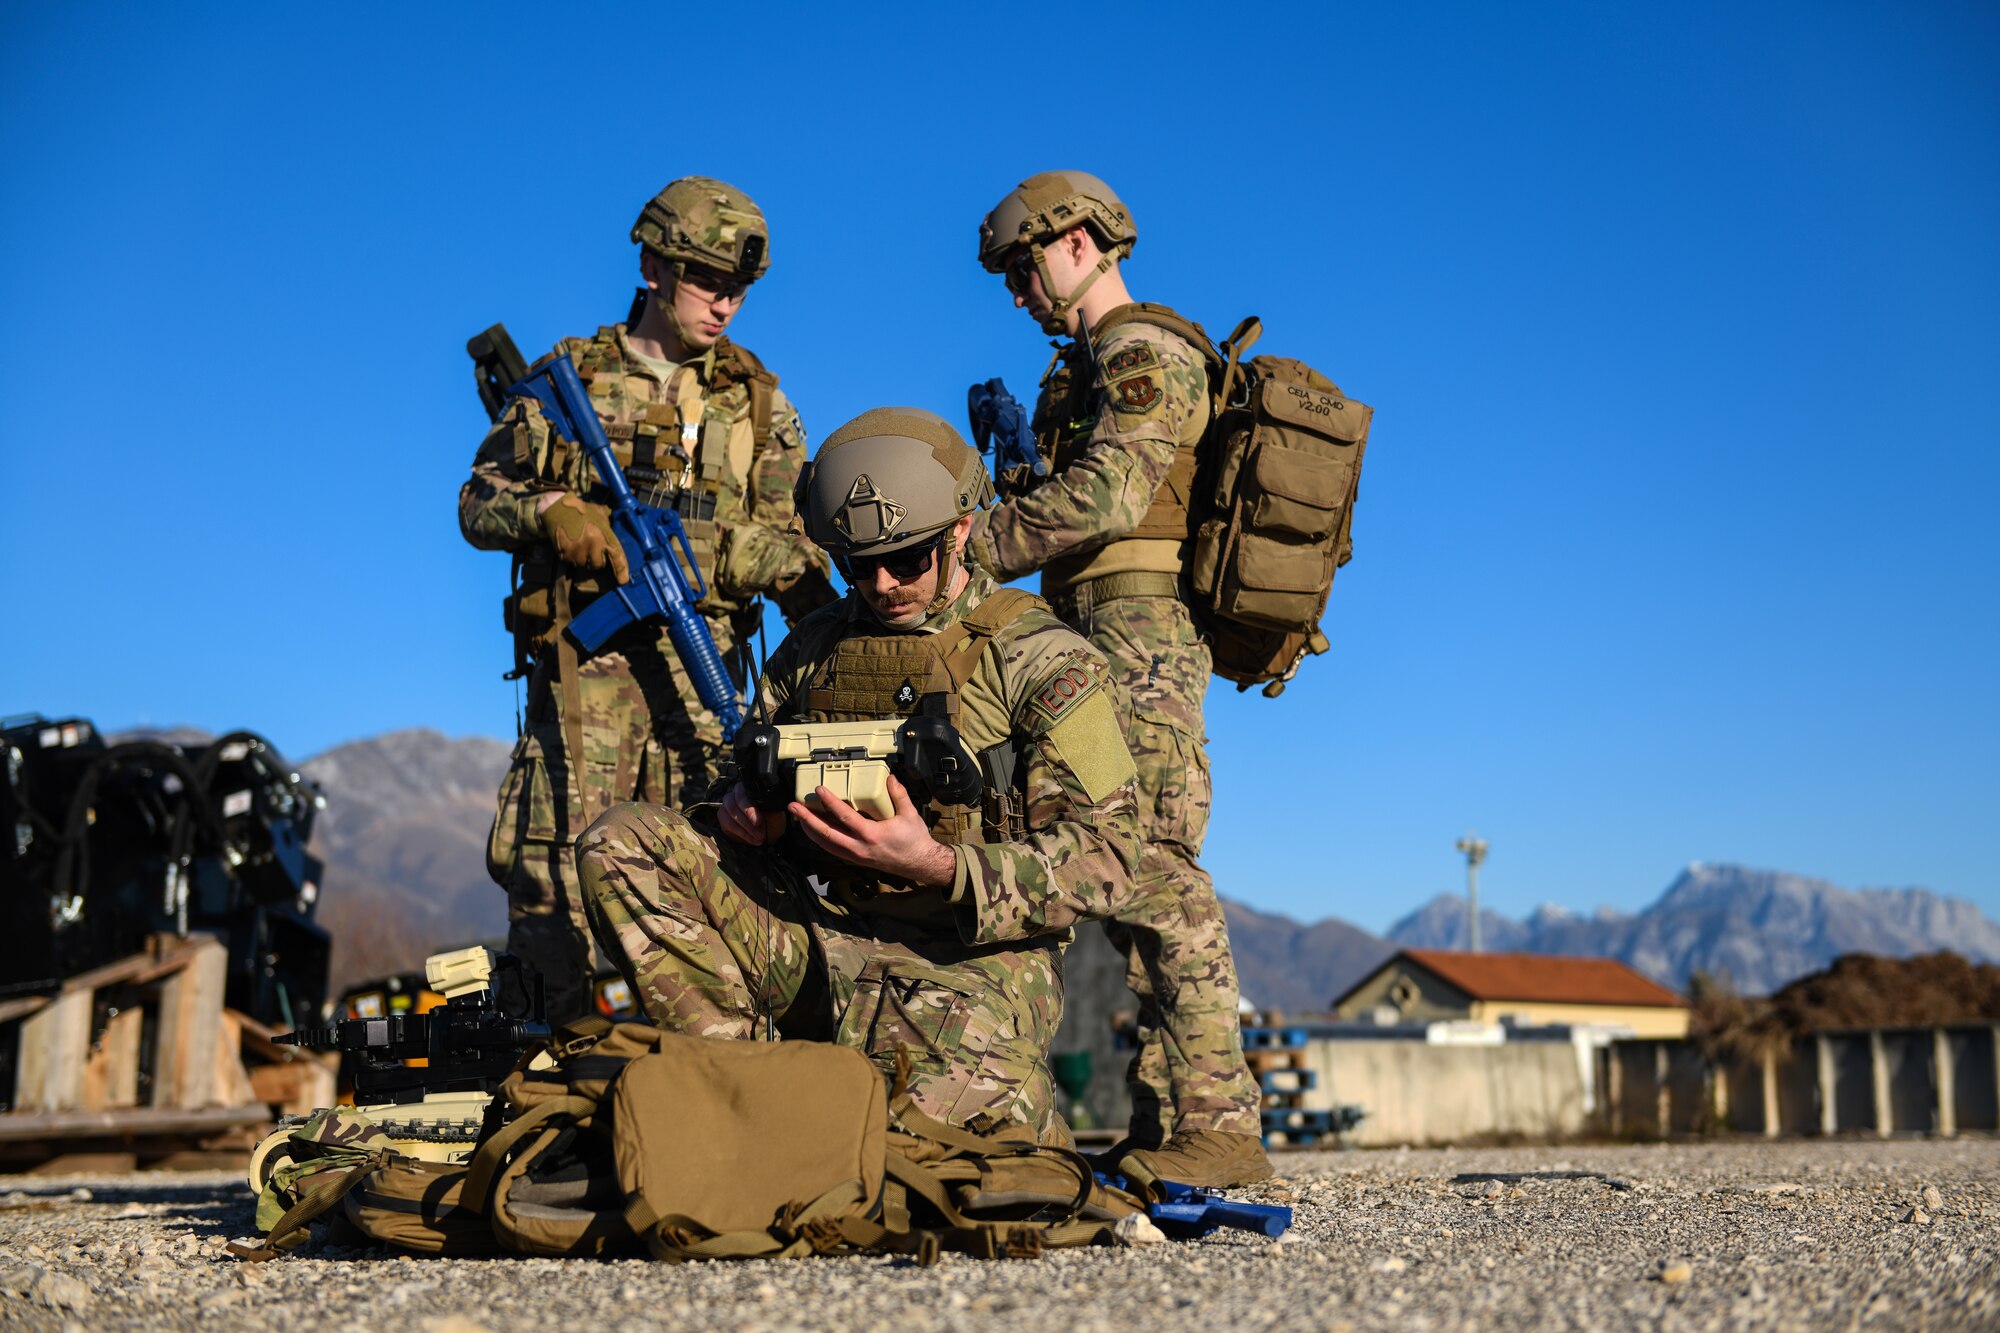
[1382,863,2000,997]
[136,727,2000,1008]
[300,728,514,984]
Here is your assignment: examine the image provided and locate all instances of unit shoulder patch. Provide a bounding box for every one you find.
[1111,375,1161,414]
[775,407,808,451]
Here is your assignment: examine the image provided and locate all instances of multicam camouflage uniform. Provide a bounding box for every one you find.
[461,305,829,1021]
[966,307,1263,1142]
[578,571,1144,1136]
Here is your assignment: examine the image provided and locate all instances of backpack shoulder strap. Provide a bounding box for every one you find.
[934,588,1040,689]
[714,338,780,447]
[571,326,626,383]
[1094,302,1225,374]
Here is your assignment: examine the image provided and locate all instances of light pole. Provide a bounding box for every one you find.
[1455,832,1489,952]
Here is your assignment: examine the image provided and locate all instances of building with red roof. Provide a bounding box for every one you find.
[1331,949,1690,1038]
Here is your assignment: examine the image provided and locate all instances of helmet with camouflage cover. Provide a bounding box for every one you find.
[796,407,994,615]
[631,176,772,282]
[978,171,1137,335]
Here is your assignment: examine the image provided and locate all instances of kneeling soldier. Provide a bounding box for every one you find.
[578,408,1144,1135]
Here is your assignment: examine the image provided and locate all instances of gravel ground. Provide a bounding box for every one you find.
[2,1138,1995,1332]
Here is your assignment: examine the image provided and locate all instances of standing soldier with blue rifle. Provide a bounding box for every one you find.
[964,172,1272,1190]
[460,178,835,1023]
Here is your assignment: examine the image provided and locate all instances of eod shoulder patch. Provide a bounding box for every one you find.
[1031,663,1095,725]
[1025,657,1136,804]
[1103,343,1158,378]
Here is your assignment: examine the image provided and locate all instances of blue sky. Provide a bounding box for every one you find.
[3,2,1995,934]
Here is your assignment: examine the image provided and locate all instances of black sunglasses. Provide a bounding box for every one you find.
[837,534,944,584]
[1002,250,1037,296]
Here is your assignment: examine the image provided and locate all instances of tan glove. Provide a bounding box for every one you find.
[541,495,630,583]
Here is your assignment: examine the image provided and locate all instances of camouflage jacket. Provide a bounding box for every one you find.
[967,303,1212,597]
[754,573,1143,945]
[458,323,829,626]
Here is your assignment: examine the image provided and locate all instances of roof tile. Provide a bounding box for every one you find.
[1400,949,1685,1008]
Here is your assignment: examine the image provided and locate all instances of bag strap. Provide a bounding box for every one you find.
[934,587,1037,690]
[886,1085,1096,1224]
[640,1175,867,1262]
[1215,316,1263,412]
[1091,303,1221,370]
[227,1150,392,1261]
[713,338,780,449]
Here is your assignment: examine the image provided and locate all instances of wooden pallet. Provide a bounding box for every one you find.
[0,934,331,1163]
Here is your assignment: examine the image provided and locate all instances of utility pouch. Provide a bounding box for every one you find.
[340,1158,503,1257]
[502,584,556,649]
[503,554,560,661]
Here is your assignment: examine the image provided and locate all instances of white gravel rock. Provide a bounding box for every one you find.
[4,1141,1998,1331]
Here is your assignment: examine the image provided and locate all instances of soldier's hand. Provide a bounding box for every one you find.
[789,775,956,888]
[718,782,786,846]
[542,494,631,583]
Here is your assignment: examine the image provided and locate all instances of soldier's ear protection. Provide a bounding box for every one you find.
[738,233,766,276]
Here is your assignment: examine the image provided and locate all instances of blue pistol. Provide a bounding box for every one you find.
[506,355,744,741]
[1099,1174,1292,1240]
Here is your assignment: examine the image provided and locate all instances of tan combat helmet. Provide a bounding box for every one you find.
[632,176,772,283]
[797,408,995,616]
[978,171,1137,336]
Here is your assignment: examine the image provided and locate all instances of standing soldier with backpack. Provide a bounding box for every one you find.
[965,172,1273,1189]
[460,178,835,1024]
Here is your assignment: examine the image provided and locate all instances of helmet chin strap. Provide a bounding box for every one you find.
[925,528,963,617]
[1030,239,1117,338]
[650,263,699,355]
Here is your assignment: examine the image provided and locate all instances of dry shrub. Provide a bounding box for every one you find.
[1693,951,2000,1058]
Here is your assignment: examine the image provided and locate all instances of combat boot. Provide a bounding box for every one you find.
[1084,1132,1161,1178]
[1115,1129,1274,1194]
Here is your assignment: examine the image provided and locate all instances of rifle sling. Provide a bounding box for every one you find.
[553,577,589,848]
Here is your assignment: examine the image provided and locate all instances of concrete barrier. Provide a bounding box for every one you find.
[1293,1037,1590,1147]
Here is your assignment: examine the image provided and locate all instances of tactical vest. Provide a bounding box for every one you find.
[1030,303,1218,546]
[780,589,1038,910]
[506,325,780,666]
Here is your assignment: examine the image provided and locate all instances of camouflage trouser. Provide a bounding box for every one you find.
[576,801,1069,1139]
[486,619,735,1022]
[1060,591,1260,1139]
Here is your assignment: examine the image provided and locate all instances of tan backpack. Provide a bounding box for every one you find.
[1186,318,1372,696]
[1086,309,1372,697]
[484,1026,1146,1264]
[240,1025,1146,1265]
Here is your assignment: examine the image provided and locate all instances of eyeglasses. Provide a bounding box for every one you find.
[836,534,944,584]
[1002,250,1037,297]
[679,267,751,304]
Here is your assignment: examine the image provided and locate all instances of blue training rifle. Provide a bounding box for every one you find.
[505,354,744,741]
[966,378,1046,480]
